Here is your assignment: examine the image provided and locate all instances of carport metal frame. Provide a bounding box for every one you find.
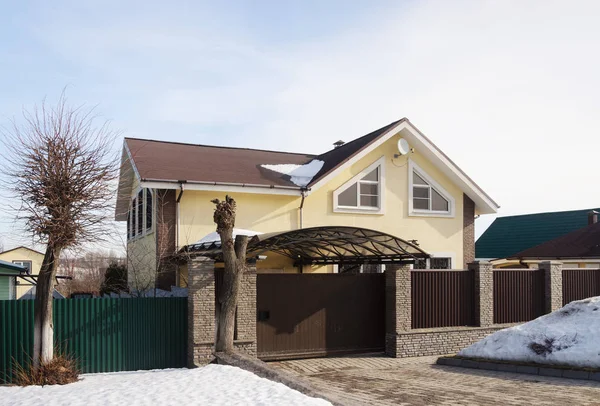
[184,226,429,266]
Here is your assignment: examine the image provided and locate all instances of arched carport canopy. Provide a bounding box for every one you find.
[185,226,429,266]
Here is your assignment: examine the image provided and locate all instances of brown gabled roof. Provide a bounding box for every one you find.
[307,119,405,187]
[510,221,600,259]
[125,120,406,190]
[125,138,315,188]
[0,246,44,257]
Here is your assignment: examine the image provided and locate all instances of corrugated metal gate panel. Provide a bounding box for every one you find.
[257,273,385,360]
[411,270,475,329]
[1,298,187,384]
[493,269,545,324]
[563,269,600,305]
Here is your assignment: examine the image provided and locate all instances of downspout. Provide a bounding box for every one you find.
[175,182,185,287]
[297,188,308,274]
[299,189,307,229]
[176,182,185,249]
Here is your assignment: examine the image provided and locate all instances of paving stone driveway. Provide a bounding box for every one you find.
[269,354,600,405]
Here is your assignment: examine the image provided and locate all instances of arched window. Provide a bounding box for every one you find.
[137,190,144,235]
[145,189,153,231]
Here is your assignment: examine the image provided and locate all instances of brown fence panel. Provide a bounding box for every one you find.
[411,270,475,329]
[562,269,600,305]
[257,273,385,360]
[493,269,545,324]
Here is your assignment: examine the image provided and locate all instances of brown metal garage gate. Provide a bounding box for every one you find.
[256,273,385,361]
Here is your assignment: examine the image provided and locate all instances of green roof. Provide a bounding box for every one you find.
[0,259,25,274]
[476,208,600,259]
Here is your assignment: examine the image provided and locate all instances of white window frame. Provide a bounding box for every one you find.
[333,156,385,214]
[12,260,32,275]
[408,160,455,218]
[127,187,155,242]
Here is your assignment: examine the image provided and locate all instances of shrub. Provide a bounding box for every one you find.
[14,353,79,386]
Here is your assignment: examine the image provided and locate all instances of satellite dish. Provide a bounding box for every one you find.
[397,138,410,155]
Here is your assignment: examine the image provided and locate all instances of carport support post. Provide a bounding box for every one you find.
[188,256,216,367]
[235,259,257,357]
[468,261,493,327]
[385,264,411,357]
[539,261,563,313]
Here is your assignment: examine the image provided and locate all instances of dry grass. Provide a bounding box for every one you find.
[14,353,80,386]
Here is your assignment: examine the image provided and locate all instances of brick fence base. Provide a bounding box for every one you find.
[394,325,515,357]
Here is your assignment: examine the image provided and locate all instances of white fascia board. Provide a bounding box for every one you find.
[306,120,499,215]
[139,181,302,196]
[115,142,140,221]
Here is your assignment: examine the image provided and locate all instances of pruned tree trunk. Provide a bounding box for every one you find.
[212,196,248,353]
[33,245,61,368]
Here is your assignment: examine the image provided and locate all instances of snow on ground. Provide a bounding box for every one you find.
[261,160,324,187]
[194,228,263,245]
[459,296,600,368]
[1,364,331,406]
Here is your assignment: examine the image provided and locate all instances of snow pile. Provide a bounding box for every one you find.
[261,160,324,187]
[0,364,330,406]
[459,296,600,368]
[194,228,263,245]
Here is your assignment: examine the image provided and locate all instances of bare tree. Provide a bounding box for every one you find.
[1,93,118,367]
[211,196,248,353]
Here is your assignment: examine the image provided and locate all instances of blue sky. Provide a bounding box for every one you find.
[1,0,600,252]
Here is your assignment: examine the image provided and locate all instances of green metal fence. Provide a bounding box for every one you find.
[1,298,188,384]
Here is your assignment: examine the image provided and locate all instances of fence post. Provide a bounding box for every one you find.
[385,263,411,357]
[468,261,493,327]
[235,259,257,357]
[188,256,216,367]
[539,261,563,313]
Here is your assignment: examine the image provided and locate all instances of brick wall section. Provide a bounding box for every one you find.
[155,189,177,290]
[395,326,506,357]
[187,256,215,367]
[385,264,411,357]
[235,261,257,357]
[468,261,493,327]
[463,194,475,267]
[540,261,563,313]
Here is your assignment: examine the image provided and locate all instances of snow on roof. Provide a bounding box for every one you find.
[194,228,263,245]
[459,296,600,368]
[261,160,324,187]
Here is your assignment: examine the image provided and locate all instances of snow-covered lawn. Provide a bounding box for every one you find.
[459,296,600,368]
[1,364,331,406]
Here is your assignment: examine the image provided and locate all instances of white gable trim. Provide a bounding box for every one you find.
[333,156,386,215]
[408,159,455,218]
[306,120,499,214]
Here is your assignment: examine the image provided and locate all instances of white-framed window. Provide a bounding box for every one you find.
[127,188,154,241]
[12,260,32,274]
[408,160,454,217]
[333,156,385,214]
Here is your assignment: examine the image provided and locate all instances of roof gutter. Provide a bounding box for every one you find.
[141,177,302,191]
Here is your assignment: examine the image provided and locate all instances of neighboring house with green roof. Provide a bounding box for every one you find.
[476,208,600,268]
[0,260,26,300]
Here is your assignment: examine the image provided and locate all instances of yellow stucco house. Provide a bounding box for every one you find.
[0,246,44,298]
[115,118,499,289]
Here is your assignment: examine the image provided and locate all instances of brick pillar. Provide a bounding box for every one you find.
[235,260,257,357]
[468,261,493,327]
[539,261,563,313]
[385,263,411,357]
[188,256,215,367]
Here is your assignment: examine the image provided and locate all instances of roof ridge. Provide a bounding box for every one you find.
[125,137,316,157]
[495,208,600,220]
